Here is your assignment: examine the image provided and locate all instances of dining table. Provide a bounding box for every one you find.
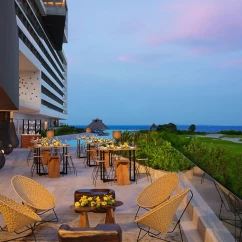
[76,138,90,158]
[98,147,140,182]
[33,144,71,176]
[76,138,97,167]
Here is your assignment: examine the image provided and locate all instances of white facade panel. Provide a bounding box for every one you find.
[14,0,68,127]
[19,71,41,110]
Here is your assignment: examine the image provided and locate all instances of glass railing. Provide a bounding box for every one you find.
[176,148,242,242]
[43,0,66,8]
[42,0,67,15]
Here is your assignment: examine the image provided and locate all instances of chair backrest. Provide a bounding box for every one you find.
[214,181,242,213]
[136,173,179,208]
[135,189,190,233]
[0,193,40,232]
[11,175,56,211]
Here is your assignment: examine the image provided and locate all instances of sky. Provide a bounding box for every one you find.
[64,0,242,126]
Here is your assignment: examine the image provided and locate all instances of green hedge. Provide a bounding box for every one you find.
[118,130,242,198]
[115,131,193,172]
[41,125,85,137]
[182,138,242,199]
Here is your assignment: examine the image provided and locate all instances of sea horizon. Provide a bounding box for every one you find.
[71,124,242,133]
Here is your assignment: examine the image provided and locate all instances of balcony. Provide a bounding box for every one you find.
[41,0,68,50]
[42,0,67,16]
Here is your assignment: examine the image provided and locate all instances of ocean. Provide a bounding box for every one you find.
[73,124,242,133]
[66,124,242,147]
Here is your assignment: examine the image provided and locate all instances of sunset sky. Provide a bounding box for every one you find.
[65,0,242,126]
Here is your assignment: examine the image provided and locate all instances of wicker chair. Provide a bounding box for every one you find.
[135,173,179,219]
[135,189,193,242]
[11,175,58,222]
[0,193,41,242]
[214,181,242,240]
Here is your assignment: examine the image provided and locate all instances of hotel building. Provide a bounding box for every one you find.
[0,0,68,139]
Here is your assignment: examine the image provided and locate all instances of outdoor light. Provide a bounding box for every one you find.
[86,128,91,133]
[44,121,48,130]
[46,130,54,138]
[113,130,121,139]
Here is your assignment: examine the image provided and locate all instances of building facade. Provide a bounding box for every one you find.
[8,0,68,135]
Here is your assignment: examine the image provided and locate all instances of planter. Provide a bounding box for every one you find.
[134,162,167,178]
[86,128,91,133]
[46,130,54,138]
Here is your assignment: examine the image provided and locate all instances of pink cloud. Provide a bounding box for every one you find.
[68,56,80,65]
[116,21,145,34]
[117,55,140,63]
[224,59,242,68]
[147,1,242,55]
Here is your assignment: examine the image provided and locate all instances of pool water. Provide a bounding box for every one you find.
[66,130,113,147]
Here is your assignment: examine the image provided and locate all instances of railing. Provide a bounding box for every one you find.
[174,146,242,241]
[43,0,66,8]
[42,0,67,15]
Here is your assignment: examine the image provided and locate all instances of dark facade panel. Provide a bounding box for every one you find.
[43,15,66,51]
[0,0,19,110]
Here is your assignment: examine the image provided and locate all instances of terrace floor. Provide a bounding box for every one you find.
[0,144,238,241]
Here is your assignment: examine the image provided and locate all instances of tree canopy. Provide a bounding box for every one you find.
[188,124,196,133]
[157,123,177,133]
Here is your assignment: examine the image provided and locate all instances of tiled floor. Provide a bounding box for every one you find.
[0,147,192,241]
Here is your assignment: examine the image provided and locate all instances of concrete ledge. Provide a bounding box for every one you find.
[178,172,234,242]
[137,164,234,242]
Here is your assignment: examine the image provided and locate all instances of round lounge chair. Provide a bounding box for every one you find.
[0,193,41,241]
[11,175,58,222]
[135,189,193,241]
[135,172,179,219]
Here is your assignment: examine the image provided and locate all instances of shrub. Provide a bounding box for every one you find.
[182,137,242,198]
[44,125,85,136]
[135,132,193,172]
[219,130,242,135]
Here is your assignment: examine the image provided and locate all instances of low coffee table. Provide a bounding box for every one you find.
[74,189,116,213]
[105,201,123,224]
[70,205,96,228]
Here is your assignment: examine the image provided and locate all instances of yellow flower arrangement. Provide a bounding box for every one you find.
[92,138,103,143]
[74,194,115,208]
[53,139,62,146]
[81,135,88,139]
[122,142,129,148]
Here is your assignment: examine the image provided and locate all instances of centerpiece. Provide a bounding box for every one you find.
[75,194,115,208]
[121,142,129,148]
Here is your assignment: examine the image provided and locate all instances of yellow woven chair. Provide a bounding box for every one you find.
[11,175,58,222]
[135,173,179,219]
[0,193,41,242]
[135,189,193,242]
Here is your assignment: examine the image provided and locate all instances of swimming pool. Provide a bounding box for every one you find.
[66,130,113,147]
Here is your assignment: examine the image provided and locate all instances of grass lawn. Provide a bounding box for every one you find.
[177,134,242,156]
[192,137,242,156]
[175,134,242,199]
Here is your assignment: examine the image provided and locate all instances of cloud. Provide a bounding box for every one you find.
[116,52,168,63]
[147,1,242,55]
[117,55,140,63]
[115,21,146,34]
[224,58,242,68]
[67,55,80,65]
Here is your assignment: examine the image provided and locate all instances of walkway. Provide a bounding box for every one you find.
[0,147,201,242]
